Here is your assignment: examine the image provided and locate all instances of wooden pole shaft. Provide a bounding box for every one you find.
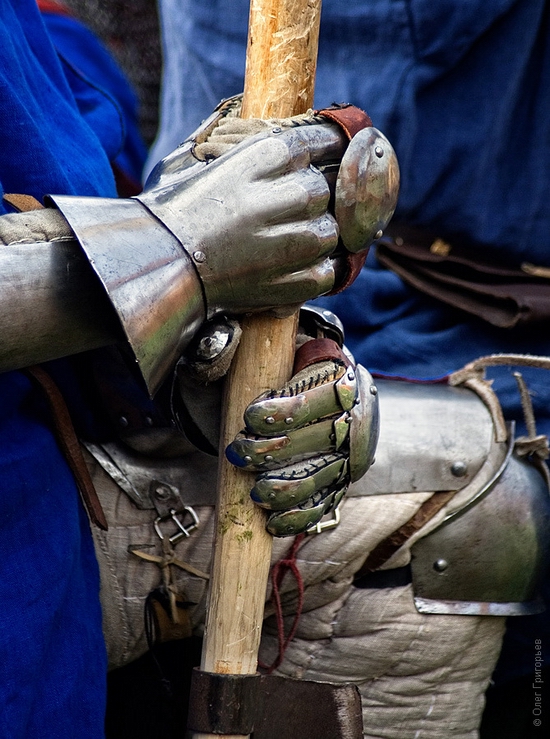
[196,2,322,737]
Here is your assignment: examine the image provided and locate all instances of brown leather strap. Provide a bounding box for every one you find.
[3,193,44,212]
[354,490,456,578]
[314,105,373,295]
[316,103,373,139]
[292,338,350,375]
[328,249,369,295]
[25,365,108,530]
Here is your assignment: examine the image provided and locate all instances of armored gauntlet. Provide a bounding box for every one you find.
[0,100,398,394]
[226,336,379,536]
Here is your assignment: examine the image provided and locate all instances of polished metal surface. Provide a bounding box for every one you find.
[252,454,347,510]
[266,486,346,537]
[411,453,550,615]
[298,305,345,345]
[227,361,378,535]
[51,196,204,394]
[349,365,379,481]
[335,127,400,252]
[138,123,346,316]
[0,216,120,373]
[83,439,218,509]
[348,379,497,495]
[243,366,355,437]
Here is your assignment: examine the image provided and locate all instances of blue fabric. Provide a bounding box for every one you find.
[41,10,147,185]
[0,1,144,735]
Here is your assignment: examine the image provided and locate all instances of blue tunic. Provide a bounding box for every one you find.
[0,1,144,735]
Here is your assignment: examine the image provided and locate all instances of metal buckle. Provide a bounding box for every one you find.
[307,503,341,535]
[154,506,200,545]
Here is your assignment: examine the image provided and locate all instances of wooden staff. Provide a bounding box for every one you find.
[196,1,322,737]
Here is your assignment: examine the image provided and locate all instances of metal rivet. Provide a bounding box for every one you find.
[244,455,253,463]
[265,455,274,462]
[323,310,332,317]
[374,145,384,158]
[145,415,154,427]
[269,493,276,499]
[375,229,383,239]
[154,485,171,501]
[369,385,378,395]
[285,417,294,425]
[345,416,352,424]
[118,416,129,428]
[433,558,449,572]
[451,461,468,477]
[395,237,404,246]
[193,250,206,263]
[347,370,355,381]
[265,416,275,424]
[272,126,282,134]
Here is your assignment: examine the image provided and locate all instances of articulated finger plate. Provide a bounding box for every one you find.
[251,453,347,510]
[227,418,335,470]
[243,363,357,437]
[266,487,347,537]
[226,360,379,536]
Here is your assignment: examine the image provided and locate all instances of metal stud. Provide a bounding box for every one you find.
[285,417,294,425]
[375,229,383,239]
[154,484,171,501]
[374,145,384,158]
[265,416,275,424]
[265,455,274,463]
[272,126,282,134]
[451,461,468,477]
[193,250,206,263]
[244,455,253,464]
[369,385,378,395]
[433,558,449,573]
[118,416,129,428]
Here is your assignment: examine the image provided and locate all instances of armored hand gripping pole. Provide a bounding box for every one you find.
[193,2,323,738]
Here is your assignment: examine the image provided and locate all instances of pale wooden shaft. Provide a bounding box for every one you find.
[242,0,321,118]
[195,2,322,737]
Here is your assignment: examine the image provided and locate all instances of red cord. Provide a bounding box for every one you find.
[259,534,305,674]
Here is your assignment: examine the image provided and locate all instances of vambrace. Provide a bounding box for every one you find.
[0,208,124,372]
[0,205,203,389]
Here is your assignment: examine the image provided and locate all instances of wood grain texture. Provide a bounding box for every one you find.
[196,3,322,737]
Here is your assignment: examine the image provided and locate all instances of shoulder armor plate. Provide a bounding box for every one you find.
[348,379,497,496]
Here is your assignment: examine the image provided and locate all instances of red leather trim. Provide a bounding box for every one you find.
[328,249,369,295]
[315,104,373,140]
[293,338,350,375]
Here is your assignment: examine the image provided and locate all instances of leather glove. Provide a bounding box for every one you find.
[225,337,379,536]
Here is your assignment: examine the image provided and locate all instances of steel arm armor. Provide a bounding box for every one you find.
[0,103,398,395]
